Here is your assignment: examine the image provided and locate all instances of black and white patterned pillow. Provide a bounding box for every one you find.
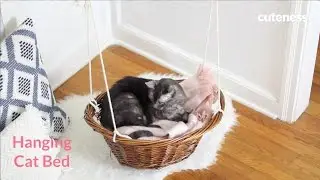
[0,18,69,138]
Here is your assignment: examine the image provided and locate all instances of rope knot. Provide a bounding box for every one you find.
[89,97,100,113]
[112,130,117,143]
[112,129,132,142]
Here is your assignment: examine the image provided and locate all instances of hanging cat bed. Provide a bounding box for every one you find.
[84,1,225,169]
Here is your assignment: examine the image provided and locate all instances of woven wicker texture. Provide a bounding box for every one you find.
[84,90,225,169]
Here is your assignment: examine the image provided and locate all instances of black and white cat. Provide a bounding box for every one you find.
[99,76,188,133]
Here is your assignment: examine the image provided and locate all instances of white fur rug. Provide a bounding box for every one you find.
[57,73,238,180]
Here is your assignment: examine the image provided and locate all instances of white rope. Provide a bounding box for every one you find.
[203,0,215,66]
[86,1,127,142]
[203,0,223,114]
[86,2,93,97]
[215,1,223,114]
[84,2,99,114]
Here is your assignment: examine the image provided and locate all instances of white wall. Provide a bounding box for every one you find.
[111,1,320,121]
[1,1,114,89]
[2,1,318,121]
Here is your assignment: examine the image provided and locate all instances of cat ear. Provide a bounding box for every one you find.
[145,80,157,89]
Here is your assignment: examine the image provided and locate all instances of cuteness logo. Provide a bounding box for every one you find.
[12,136,71,168]
[258,13,307,23]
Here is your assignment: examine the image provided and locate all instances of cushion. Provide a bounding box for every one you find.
[0,18,69,138]
[1,105,62,180]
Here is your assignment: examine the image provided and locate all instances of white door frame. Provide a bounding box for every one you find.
[280,0,320,122]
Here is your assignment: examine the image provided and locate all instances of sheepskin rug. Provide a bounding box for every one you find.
[57,73,238,180]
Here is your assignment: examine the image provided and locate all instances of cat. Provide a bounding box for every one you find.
[99,76,189,135]
[145,78,189,123]
[110,92,147,128]
[100,76,152,130]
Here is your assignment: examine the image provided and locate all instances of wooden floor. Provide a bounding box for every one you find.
[313,37,320,86]
[54,45,320,180]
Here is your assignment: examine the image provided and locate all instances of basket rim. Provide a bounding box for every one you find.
[84,90,225,146]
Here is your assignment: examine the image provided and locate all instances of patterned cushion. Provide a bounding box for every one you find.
[0,18,69,138]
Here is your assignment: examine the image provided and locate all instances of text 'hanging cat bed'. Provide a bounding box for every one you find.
[83,0,225,169]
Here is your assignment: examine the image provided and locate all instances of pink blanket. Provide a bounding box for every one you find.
[180,65,219,121]
[117,114,205,140]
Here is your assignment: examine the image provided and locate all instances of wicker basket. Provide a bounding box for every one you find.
[84,90,225,169]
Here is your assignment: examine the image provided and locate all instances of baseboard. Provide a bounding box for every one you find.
[113,25,279,119]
